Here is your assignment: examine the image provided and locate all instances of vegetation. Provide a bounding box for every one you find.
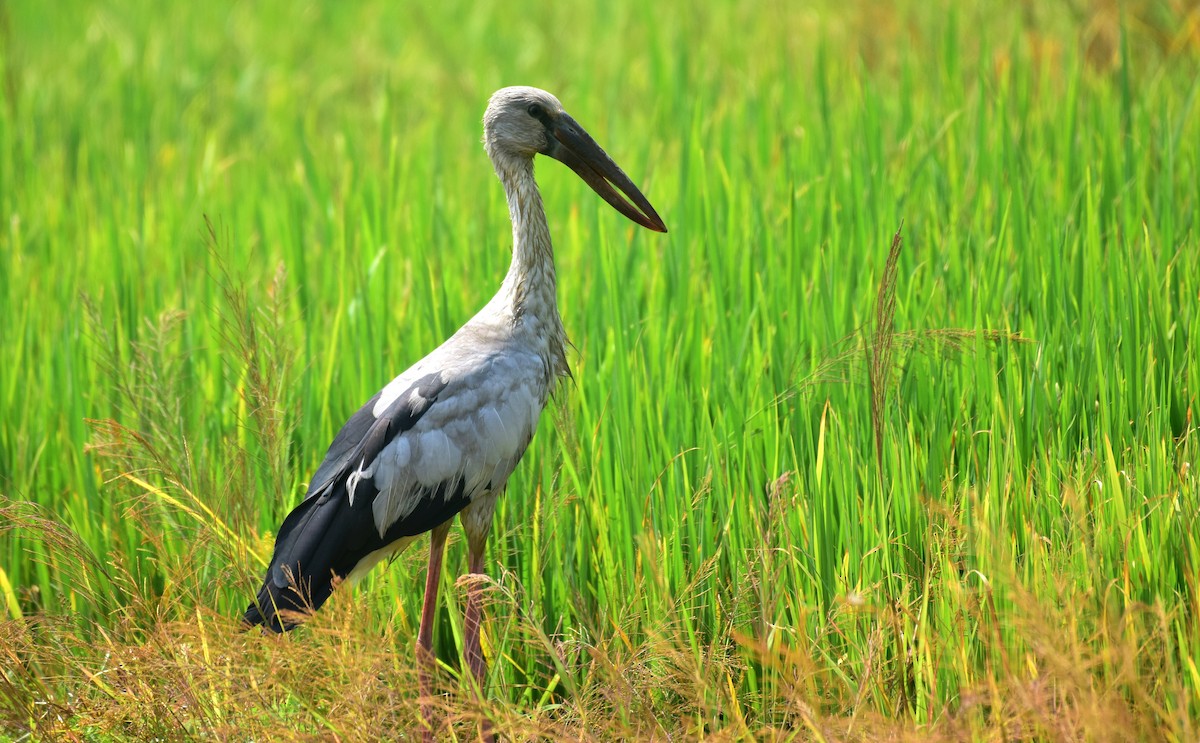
[2,0,1198,739]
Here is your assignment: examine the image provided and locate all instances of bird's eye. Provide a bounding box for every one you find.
[527,103,545,119]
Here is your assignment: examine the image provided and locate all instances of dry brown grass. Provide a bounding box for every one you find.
[3,483,1190,742]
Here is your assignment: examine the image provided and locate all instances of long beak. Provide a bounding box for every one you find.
[546,113,668,233]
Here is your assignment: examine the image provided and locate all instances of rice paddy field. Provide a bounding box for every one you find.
[2,0,1199,740]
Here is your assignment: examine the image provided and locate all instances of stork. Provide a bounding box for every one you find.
[244,86,667,736]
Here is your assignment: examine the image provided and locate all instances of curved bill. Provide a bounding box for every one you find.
[546,113,668,233]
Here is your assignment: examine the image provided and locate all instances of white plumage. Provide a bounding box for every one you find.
[245,86,666,740]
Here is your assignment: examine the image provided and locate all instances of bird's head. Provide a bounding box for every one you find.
[484,86,667,233]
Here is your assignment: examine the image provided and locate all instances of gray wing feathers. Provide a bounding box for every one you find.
[306,373,448,500]
[243,371,451,632]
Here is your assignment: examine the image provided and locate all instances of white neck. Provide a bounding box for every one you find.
[489,156,568,378]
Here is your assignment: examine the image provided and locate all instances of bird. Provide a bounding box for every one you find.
[244,86,667,736]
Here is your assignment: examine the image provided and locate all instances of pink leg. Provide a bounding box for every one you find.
[463,531,496,741]
[418,522,451,743]
[463,535,488,690]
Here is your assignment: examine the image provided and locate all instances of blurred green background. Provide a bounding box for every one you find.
[1,0,1198,738]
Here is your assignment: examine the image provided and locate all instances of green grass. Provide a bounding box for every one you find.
[2,0,1199,739]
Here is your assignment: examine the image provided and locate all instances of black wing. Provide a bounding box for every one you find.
[243,372,471,633]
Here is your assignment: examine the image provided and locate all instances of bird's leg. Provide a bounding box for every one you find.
[463,526,499,742]
[463,528,490,692]
[418,521,452,741]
